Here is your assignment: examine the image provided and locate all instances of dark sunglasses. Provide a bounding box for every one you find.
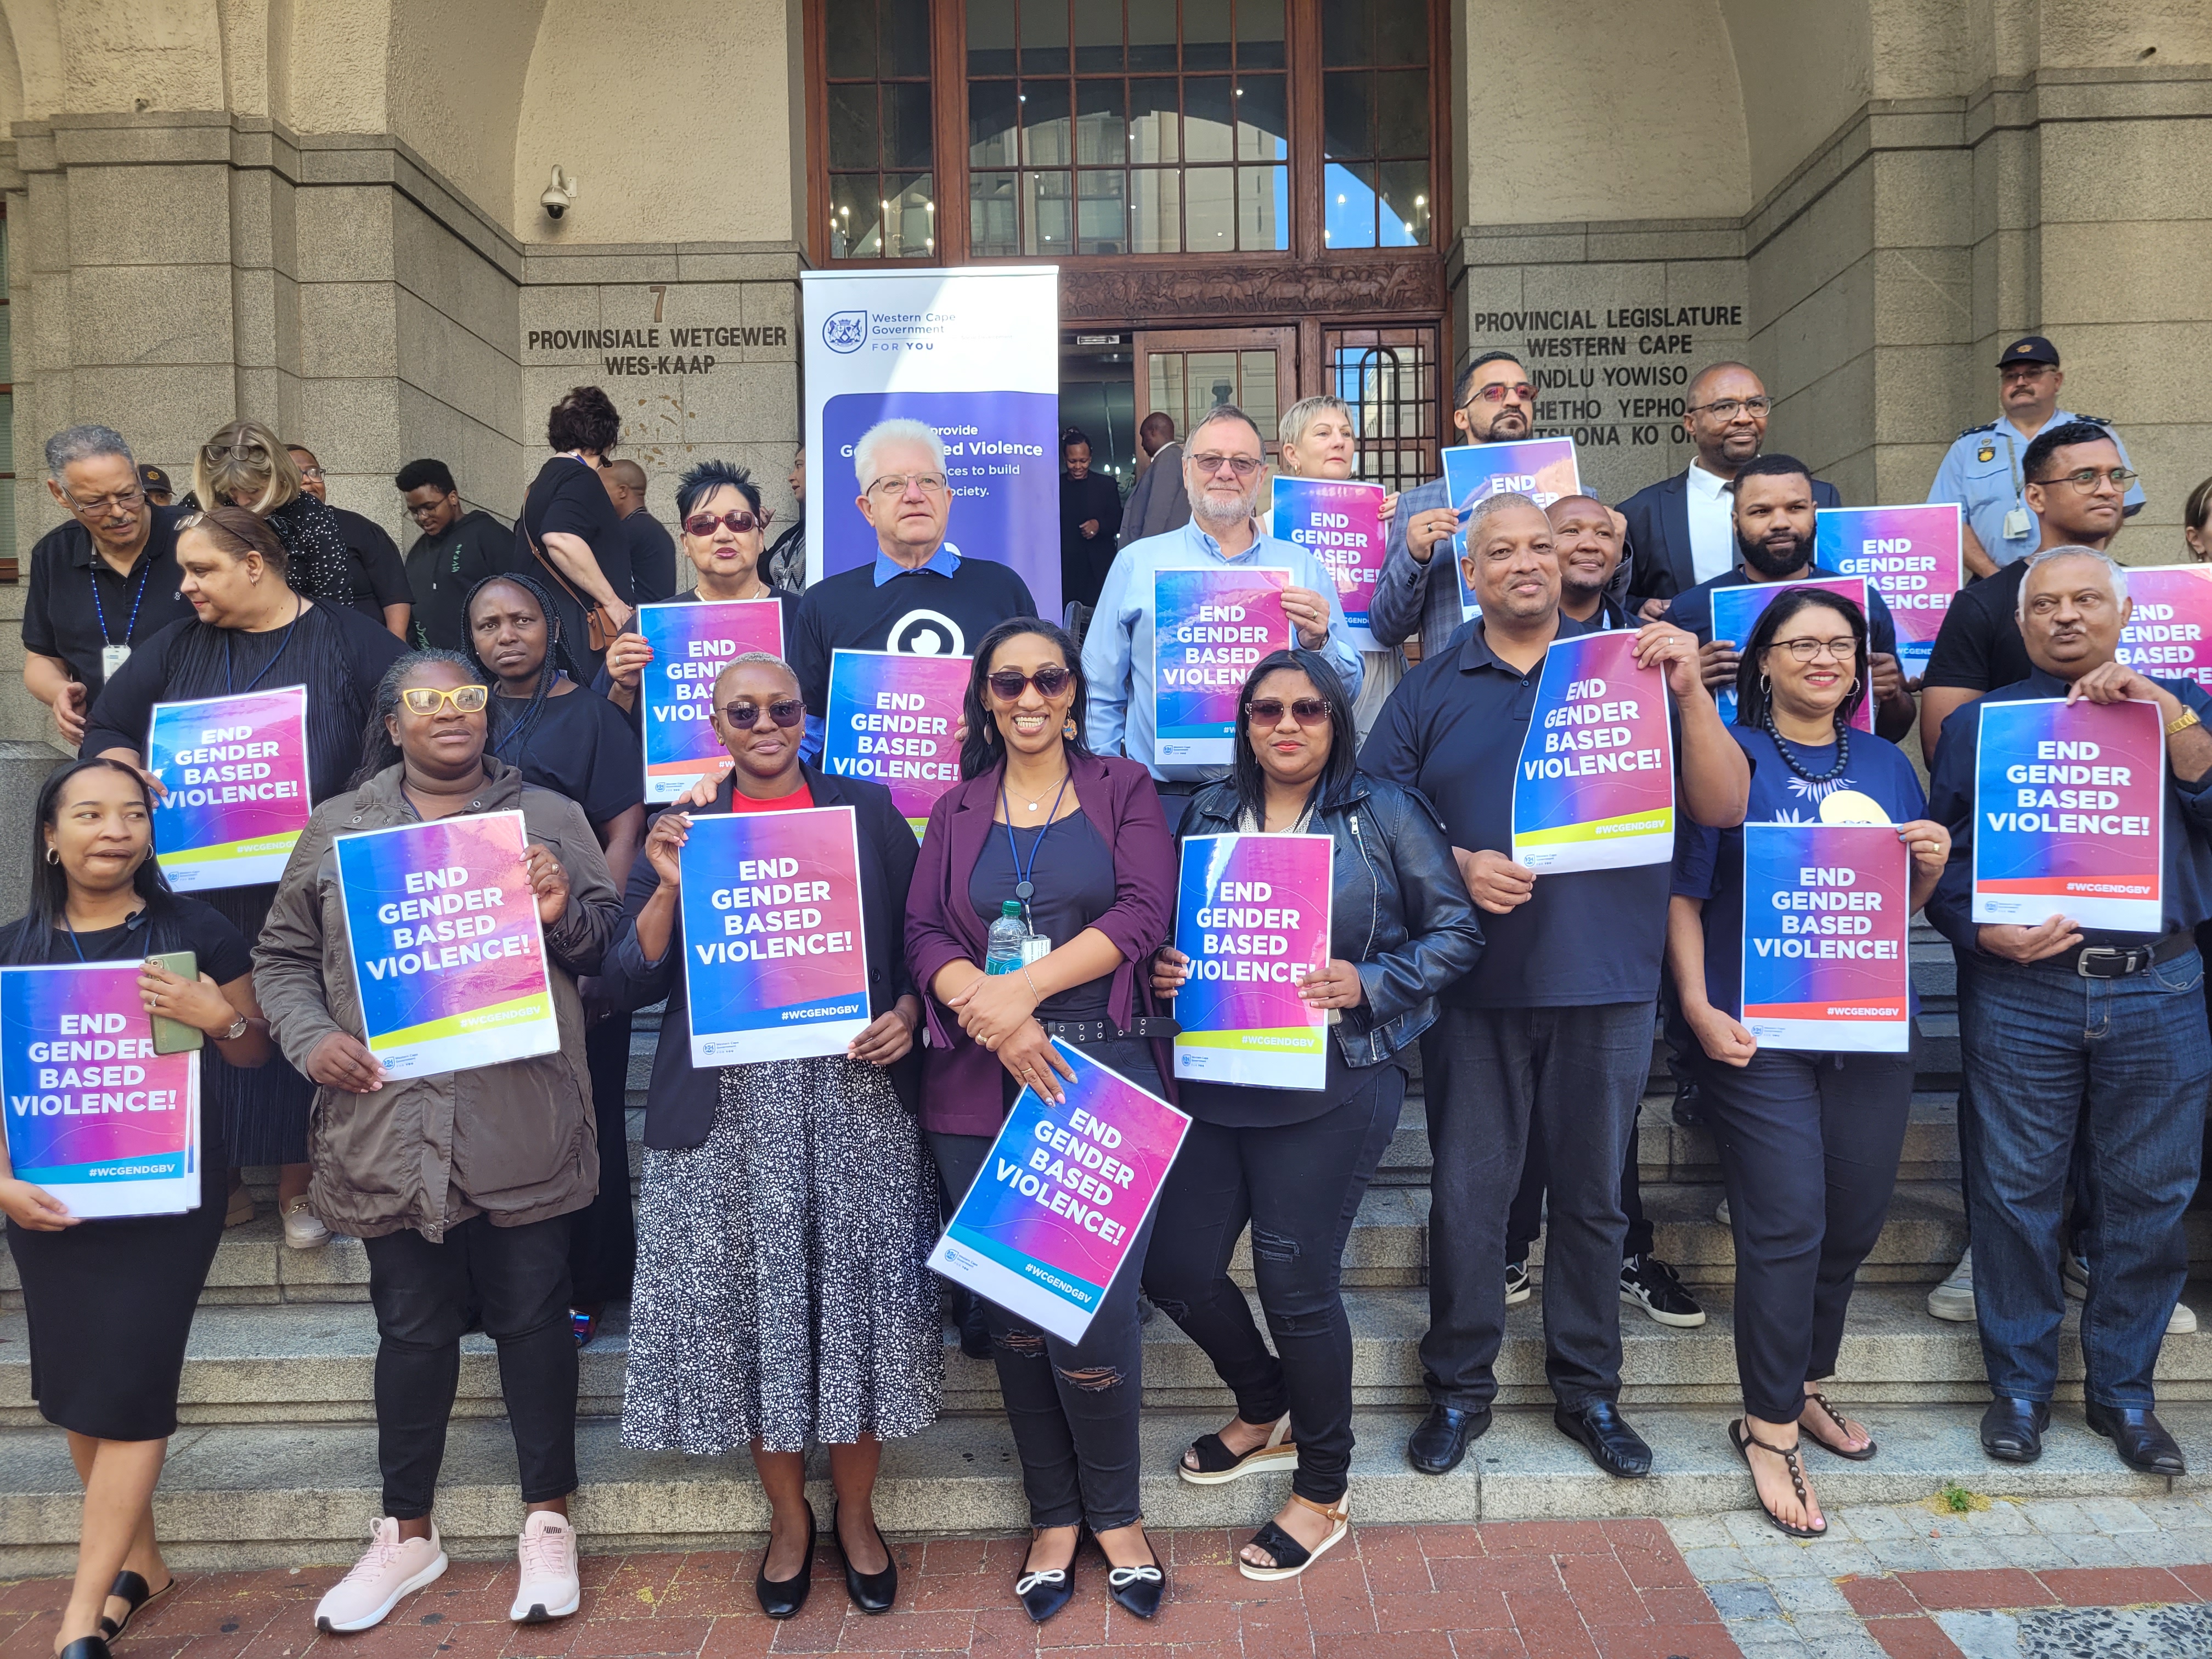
[720,697,804,729]
[684,509,771,538]
[986,664,1074,701]
[1246,697,1331,727]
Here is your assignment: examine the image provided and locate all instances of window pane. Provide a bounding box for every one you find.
[970,170,1019,255]
[1235,73,1286,161]
[826,0,880,78]
[1324,159,1377,248]
[1186,352,1239,416]
[1150,354,1188,431]
[1322,0,1371,66]
[968,0,1015,75]
[1238,164,1288,250]
[1076,169,1128,254]
[1184,75,1234,161]
[1129,167,1181,251]
[1129,0,1177,70]
[1184,0,1232,70]
[1237,0,1286,69]
[1021,78,1071,165]
[882,0,932,75]
[829,173,884,257]
[1074,1,1122,72]
[1019,0,1068,72]
[1323,70,1370,159]
[885,173,936,255]
[1376,159,1428,246]
[1077,80,1127,164]
[1374,69,1427,156]
[1023,170,1073,251]
[1130,77,1180,162]
[884,81,934,169]
[1374,0,1428,65]
[970,80,1019,165]
[1185,167,1235,250]
[1238,349,1280,436]
[828,84,880,171]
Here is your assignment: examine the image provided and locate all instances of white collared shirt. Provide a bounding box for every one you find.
[1685,462,1736,585]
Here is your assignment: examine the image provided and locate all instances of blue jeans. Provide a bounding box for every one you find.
[1960,948,2210,1408]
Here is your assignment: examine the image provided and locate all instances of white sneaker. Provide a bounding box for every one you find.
[510,1511,582,1623]
[2171,1300,2199,1336]
[1927,1248,1976,1322]
[1715,1197,1730,1226]
[282,1195,331,1249]
[315,1518,448,1632]
[2064,1254,2194,1333]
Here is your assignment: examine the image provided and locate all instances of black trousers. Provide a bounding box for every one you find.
[1419,1001,1650,1410]
[1506,1104,1654,1264]
[569,1012,637,1306]
[1703,1045,1916,1423]
[1142,1065,1405,1505]
[363,1212,580,1519]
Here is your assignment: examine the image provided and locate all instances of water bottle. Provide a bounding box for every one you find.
[985,900,1029,975]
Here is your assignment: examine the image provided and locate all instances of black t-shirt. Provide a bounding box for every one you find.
[968,809,1116,1022]
[1060,473,1125,611]
[622,512,679,605]
[486,680,645,830]
[788,555,1039,711]
[507,457,632,679]
[331,507,413,625]
[21,505,196,700]
[405,509,509,652]
[1921,558,2033,693]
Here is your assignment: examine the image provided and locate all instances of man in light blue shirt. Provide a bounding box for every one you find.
[1084,404,1362,786]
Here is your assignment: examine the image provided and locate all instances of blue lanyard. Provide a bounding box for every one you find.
[998,773,1071,921]
[90,548,154,648]
[225,596,304,694]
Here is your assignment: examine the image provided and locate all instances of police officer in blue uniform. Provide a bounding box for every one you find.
[1928,335,2144,577]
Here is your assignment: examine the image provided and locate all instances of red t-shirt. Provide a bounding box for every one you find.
[722,781,814,814]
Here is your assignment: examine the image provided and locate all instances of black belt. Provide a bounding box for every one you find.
[1040,1017,1181,1043]
[2068,932,2194,979]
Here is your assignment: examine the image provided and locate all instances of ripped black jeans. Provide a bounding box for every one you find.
[924,1039,1163,1533]
[1141,1064,1406,1505]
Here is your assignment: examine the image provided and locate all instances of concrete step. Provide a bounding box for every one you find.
[0,1400,2194,1575]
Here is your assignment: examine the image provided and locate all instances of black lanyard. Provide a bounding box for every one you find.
[90,549,154,648]
[998,774,1071,919]
[225,596,304,694]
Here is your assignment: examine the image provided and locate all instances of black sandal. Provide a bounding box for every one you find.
[1177,1413,1296,1486]
[1730,1419,1826,1539]
[1799,1391,1878,1460]
[99,1571,175,1641]
[1238,1494,1351,1582]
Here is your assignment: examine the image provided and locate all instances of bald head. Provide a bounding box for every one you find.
[603,459,649,515]
[1684,361,1770,476]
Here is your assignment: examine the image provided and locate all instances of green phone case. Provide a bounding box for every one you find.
[148,951,204,1054]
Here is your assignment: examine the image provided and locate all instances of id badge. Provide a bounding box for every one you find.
[2002,507,2032,540]
[100,644,131,679]
[1020,934,1052,967]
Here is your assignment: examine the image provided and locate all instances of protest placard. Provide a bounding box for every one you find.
[1152,567,1292,768]
[333,810,561,1080]
[1511,630,1675,872]
[146,686,312,891]
[822,650,970,837]
[640,599,787,804]
[2116,564,2212,689]
[1817,504,1961,674]
[1171,832,1332,1089]
[679,805,871,1064]
[1740,822,1911,1052]
[1709,577,1877,733]
[1441,437,1581,618]
[1272,477,1387,650]
[0,962,202,1218]
[929,1038,1189,1344]
[1972,697,2164,934]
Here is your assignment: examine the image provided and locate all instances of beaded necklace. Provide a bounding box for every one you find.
[1762,703,1852,783]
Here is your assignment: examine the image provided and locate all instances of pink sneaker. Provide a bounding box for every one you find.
[510,1511,582,1623]
[315,1518,448,1632]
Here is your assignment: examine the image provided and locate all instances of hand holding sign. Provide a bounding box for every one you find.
[1456,847,1537,913]
[0,1177,76,1232]
[1977,913,2084,963]
[1150,944,1192,1000]
[604,631,654,692]
[520,844,571,926]
[1296,958,1364,1009]
[1632,622,1706,701]
[306,1029,388,1093]
[1280,585,1334,651]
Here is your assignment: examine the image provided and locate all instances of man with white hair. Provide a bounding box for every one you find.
[788,416,1037,748]
[1082,403,1362,799]
[1926,545,2212,1479]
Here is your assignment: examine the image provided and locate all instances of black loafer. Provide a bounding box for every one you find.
[1407,1403,1491,1475]
[755,1499,816,1620]
[1554,1400,1652,1478]
[2085,1402,2187,1476]
[1105,1549,1166,1620]
[1671,1081,1708,1127]
[1979,1397,2049,1464]
[59,1639,114,1659]
[834,1503,898,1613]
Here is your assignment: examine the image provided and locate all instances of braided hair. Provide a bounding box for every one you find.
[460,571,578,766]
[348,650,486,789]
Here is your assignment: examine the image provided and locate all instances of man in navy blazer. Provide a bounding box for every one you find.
[1621,363,1839,618]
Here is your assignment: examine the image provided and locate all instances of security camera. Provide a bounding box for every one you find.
[541,166,578,221]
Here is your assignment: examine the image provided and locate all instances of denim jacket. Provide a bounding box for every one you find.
[1176,772,1484,1066]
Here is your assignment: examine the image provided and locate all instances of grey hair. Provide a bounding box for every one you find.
[853,418,945,490]
[2017,544,2130,616]
[1465,490,1546,545]
[711,650,802,701]
[1279,394,1357,450]
[45,425,134,483]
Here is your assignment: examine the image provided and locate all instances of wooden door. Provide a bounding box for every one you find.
[1132,327,1299,462]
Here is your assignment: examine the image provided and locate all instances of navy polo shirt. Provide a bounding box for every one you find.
[1668,562,1899,661]
[1359,614,1678,1009]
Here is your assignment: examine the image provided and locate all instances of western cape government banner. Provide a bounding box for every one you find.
[1816,504,1962,675]
[1740,822,1911,1052]
[639,599,786,804]
[2117,563,2212,687]
[822,649,971,837]
[1152,566,1292,768]
[1171,832,1333,1090]
[1441,438,1581,618]
[1510,630,1675,872]
[1,962,202,1218]
[1272,477,1387,651]
[146,686,312,890]
[802,266,1062,625]
[333,810,561,1080]
[1709,577,1877,733]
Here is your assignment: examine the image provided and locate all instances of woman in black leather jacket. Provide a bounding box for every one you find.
[1143,648,1482,1582]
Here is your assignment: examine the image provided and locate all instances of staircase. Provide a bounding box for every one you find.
[2,926,2204,1573]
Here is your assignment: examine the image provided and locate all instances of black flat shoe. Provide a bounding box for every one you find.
[59,1640,114,1659]
[1555,1400,1652,1478]
[1979,1396,2049,1464]
[2085,1402,2187,1476]
[1014,1531,1079,1624]
[1407,1403,1490,1475]
[755,1499,816,1620]
[958,1296,991,1361]
[834,1502,898,1613]
[1105,1547,1166,1620]
[99,1570,176,1640]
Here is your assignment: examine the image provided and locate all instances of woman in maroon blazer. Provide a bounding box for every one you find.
[906,616,1176,1627]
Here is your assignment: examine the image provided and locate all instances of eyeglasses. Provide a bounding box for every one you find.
[867,471,949,499]
[201,441,269,462]
[720,697,805,729]
[1247,697,1332,726]
[1190,452,1263,478]
[294,464,325,481]
[986,664,1074,701]
[1764,637,1857,663]
[683,509,771,538]
[399,684,490,715]
[1686,396,1774,419]
[2039,467,2139,492]
[1465,381,1537,405]
[62,487,145,515]
[403,496,455,521]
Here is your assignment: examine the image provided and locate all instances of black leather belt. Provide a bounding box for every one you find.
[1040,1017,1182,1043]
[2072,932,2194,979]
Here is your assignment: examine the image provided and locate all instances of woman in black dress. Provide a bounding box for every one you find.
[0,759,273,1659]
[462,570,645,1341]
[513,387,633,682]
[82,506,405,1243]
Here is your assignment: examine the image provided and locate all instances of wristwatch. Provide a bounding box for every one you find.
[2167,707,2202,737]
[217,1012,250,1041]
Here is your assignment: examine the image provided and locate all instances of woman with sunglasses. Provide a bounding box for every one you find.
[253,650,620,1632]
[905,618,1177,1626]
[1664,589,1949,1539]
[1145,650,1481,1581]
[461,571,645,1345]
[82,506,407,1245]
[605,653,936,1621]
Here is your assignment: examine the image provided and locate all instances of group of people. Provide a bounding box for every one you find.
[5,339,2212,1652]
